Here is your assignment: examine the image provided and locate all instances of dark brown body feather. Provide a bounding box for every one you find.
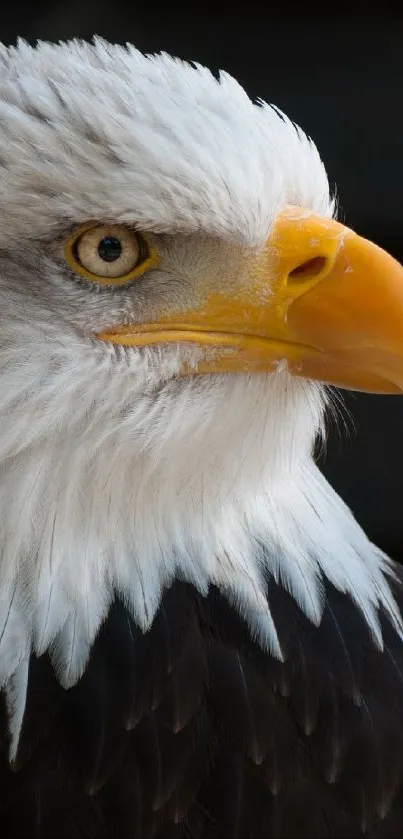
[1,568,403,838]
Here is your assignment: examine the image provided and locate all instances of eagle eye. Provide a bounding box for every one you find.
[64,223,158,286]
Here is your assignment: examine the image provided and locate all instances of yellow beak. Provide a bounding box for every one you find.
[98,207,403,394]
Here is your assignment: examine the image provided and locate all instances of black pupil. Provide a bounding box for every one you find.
[98,236,122,262]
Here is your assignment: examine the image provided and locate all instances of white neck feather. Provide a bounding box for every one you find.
[0,325,401,758]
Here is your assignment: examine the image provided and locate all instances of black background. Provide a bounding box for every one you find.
[1,5,403,558]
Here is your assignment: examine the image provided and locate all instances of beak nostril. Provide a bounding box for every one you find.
[288,256,328,283]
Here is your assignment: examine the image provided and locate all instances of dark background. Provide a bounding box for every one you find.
[1,6,403,558]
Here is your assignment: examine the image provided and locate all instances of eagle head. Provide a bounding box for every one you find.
[0,37,402,712]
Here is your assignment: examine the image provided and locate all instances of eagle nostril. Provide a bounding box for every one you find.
[288,256,328,283]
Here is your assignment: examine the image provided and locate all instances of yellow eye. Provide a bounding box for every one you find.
[64,223,158,286]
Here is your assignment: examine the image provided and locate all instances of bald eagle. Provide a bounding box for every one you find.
[1,36,403,839]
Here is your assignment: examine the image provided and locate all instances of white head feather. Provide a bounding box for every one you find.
[0,39,401,754]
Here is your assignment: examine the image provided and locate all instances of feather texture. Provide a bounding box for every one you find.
[1,574,403,837]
